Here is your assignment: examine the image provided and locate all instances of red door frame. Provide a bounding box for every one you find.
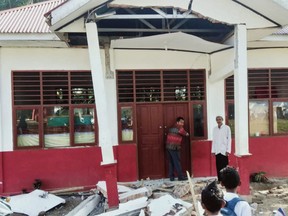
[136,103,191,179]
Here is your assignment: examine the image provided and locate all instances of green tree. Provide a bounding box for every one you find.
[0,0,48,11]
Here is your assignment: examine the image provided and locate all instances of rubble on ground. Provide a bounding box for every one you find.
[250,179,288,215]
[7,177,288,215]
[85,178,209,216]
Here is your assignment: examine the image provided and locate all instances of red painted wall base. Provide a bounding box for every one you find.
[192,136,288,195]
[1,136,288,195]
[0,144,137,195]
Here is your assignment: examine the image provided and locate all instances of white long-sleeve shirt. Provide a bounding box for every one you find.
[212,124,231,155]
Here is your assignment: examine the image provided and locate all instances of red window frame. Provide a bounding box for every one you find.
[12,70,98,149]
[116,69,207,142]
[225,68,288,136]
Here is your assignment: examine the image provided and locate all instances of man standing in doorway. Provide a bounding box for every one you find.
[166,117,189,181]
[212,116,231,182]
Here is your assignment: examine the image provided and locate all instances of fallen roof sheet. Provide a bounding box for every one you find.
[147,194,193,216]
[9,189,65,216]
[98,197,148,216]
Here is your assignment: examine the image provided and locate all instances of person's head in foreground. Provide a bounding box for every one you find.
[220,166,241,192]
[201,180,225,215]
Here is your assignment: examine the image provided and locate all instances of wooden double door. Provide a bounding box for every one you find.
[137,103,190,179]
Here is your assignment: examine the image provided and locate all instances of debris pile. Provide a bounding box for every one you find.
[6,177,288,215]
[89,178,211,216]
[251,183,288,214]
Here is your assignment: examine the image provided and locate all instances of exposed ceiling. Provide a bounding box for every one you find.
[67,5,234,46]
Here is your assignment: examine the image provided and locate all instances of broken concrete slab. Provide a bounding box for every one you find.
[118,179,174,191]
[119,187,152,203]
[147,194,193,216]
[98,197,148,216]
[66,194,101,216]
[0,198,13,215]
[97,181,151,203]
[173,183,190,198]
[258,190,270,195]
[97,181,133,197]
[9,189,65,216]
[152,192,168,199]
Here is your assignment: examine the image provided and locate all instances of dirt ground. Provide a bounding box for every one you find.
[250,178,288,215]
[10,178,288,216]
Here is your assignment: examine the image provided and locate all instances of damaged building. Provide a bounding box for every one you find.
[0,0,288,204]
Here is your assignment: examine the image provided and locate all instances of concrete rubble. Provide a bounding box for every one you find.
[6,175,283,216]
[252,184,288,203]
[87,178,288,216]
[64,178,211,216]
[10,177,286,215]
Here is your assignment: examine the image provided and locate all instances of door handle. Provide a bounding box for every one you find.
[159,126,162,129]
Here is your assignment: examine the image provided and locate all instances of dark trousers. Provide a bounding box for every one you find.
[216,153,228,181]
[167,149,184,179]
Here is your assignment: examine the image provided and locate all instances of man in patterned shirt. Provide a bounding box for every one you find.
[166,117,189,181]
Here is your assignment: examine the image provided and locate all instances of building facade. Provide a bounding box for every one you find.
[1,0,288,195]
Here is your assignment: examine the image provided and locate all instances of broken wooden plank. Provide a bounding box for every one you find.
[186,171,200,216]
[49,186,85,195]
[154,187,174,193]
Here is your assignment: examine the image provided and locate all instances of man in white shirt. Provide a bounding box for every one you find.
[220,167,252,216]
[212,116,231,182]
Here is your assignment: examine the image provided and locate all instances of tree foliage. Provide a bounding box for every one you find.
[0,0,48,11]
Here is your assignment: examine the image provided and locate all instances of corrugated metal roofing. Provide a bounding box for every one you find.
[0,0,66,34]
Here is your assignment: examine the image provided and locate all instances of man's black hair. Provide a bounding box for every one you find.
[201,180,224,213]
[176,116,184,122]
[220,166,240,189]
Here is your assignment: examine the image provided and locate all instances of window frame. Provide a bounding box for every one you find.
[116,69,207,141]
[117,103,136,143]
[12,70,98,149]
[190,101,207,139]
[225,68,288,137]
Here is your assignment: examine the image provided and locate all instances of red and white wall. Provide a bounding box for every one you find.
[1,44,288,194]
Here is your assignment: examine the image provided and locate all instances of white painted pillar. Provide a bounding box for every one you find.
[234,24,250,156]
[0,48,4,193]
[85,22,116,165]
[207,80,225,139]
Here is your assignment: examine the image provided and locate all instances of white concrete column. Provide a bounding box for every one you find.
[0,48,2,152]
[207,79,225,139]
[85,22,116,165]
[234,24,250,156]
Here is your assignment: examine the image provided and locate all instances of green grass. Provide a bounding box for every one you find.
[277,119,288,133]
